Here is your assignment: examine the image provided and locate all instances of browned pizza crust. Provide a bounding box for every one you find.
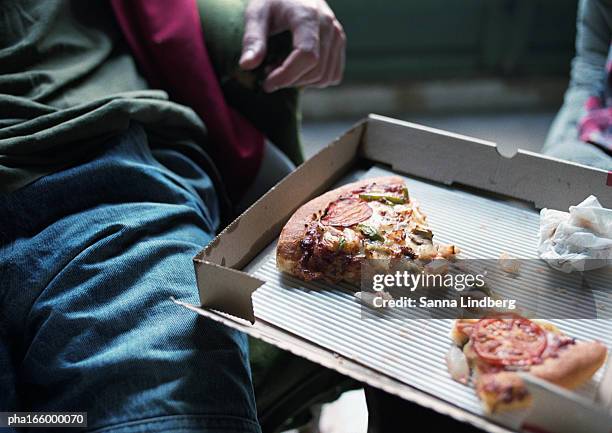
[450,319,478,345]
[451,319,608,413]
[530,340,607,388]
[276,176,404,276]
[475,341,607,412]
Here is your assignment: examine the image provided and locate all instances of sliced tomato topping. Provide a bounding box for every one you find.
[321,197,372,227]
[472,316,547,367]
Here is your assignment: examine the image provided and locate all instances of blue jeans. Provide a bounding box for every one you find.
[0,124,260,432]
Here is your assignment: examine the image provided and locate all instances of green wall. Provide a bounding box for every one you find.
[331,0,578,81]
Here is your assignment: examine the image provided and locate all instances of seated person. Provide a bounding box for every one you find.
[0,1,344,432]
[542,0,612,171]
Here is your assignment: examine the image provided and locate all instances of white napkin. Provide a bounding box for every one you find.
[538,195,612,272]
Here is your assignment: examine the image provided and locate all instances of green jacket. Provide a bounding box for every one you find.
[198,0,304,165]
[0,0,302,194]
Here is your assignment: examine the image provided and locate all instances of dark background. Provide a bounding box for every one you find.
[335,0,577,82]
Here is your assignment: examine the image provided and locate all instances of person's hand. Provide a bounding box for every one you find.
[239,0,346,92]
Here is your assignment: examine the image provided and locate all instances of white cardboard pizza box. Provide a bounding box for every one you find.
[519,373,612,433]
[183,114,612,433]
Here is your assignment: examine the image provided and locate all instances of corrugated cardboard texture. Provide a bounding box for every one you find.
[191,114,612,431]
[172,298,515,433]
[249,165,611,429]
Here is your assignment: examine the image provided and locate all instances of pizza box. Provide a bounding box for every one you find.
[180,114,612,433]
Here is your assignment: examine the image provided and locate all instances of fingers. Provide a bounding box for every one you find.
[329,21,346,85]
[293,13,334,86]
[314,2,345,87]
[298,17,345,87]
[240,1,270,70]
[245,0,346,92]
[263,9,320,92]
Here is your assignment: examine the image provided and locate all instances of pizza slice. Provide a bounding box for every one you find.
[276,176,458,284]
[447,315,608,413]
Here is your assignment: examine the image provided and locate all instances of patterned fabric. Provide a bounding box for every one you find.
[579,43,612,154]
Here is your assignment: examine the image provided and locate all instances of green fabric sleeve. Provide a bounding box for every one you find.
[197,0,304,165]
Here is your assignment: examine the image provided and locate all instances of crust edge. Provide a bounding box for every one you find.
[276,176,405,276]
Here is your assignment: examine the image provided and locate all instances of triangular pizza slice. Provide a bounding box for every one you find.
[277,176,457,284]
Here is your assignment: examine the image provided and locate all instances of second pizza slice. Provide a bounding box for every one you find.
[448,316,608,413]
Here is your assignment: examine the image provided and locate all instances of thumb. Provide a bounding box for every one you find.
[240,9,269,70]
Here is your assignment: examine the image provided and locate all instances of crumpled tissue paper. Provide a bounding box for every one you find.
[538,195,612,272]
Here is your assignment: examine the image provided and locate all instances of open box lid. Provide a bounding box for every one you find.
[189,114,612,433]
